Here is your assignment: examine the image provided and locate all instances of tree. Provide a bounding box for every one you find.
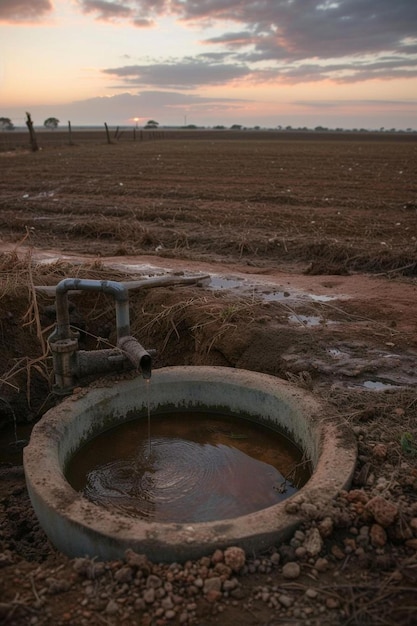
[44,117,60,130]
[0,117,14,131]
[230,124,243,130]
[144,120,159,129]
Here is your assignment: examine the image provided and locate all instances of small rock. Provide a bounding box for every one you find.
[114,565,133,583]
[370,524,387,547]
[223,578,238,592]
[125,550,151,573]
[270,552,280,566]
[304,528,323,557]
[300,502,319,519]
[285,501,300,514]
[326,597,340,609]
[105,599,118,615]
[372,443,388,461]
[205,590,222,603]
[211,549,224,564]
[331,544,345,560]
[278,594,294,608]
[203,577,222,594]
[224,547,245,572]
[318,516,334,538]
[315,557,330,572]
[346,489,369,504]
[306,588,318,599]
[282,562,301,579]
[143,588,155,604]
[366,496,398,527]
[146,574,162,589]
[295,546,307,559]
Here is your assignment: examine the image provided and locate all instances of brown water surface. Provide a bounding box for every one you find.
[67,412,309,523]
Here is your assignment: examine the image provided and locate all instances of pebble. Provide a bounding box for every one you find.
[304,527,323,556]
[366,496,398,527]
[224,547,246,572]
[278,593,294,608]
[203,576,222,594]
[314,557,330,572]
[370,523,387,547]
[282,562,301,579]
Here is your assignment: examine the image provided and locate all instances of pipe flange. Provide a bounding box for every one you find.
[50,338,78,353]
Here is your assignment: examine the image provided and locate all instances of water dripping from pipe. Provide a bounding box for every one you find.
[146,379,151,457]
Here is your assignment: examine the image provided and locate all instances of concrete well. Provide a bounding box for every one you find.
[23,366,357,562]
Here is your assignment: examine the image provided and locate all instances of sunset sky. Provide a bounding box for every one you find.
[1,0,416,129]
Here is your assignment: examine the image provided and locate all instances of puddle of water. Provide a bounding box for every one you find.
[261,290,293,302]
[362,380,399,390]
[309,294,340,302]
[208,276,246,291]
[288,314,326,327]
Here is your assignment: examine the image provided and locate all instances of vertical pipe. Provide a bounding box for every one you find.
[54,278,131,341]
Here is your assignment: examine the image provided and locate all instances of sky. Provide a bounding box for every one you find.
[1,0,417,130]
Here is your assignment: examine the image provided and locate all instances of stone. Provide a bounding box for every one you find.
[304,528,323,557]
[331,544,345,560]
[125,550,151,573]
[282,562,301,579]
[318,516,334,538]
[314,557,330,572]
[278,594,294,608]
[203,576,222,594]
[143,588,155,604]
[372,443,388,460]
[366,496,398,527]
[146,574,163,589]
[224,547,246,572]
[105,599,118,615]
[300,502,319,519]
[326,597,340,609]
[370,524,387,547]
[114,565,133,583]
[205,590,222,603]
[211,549,224,564]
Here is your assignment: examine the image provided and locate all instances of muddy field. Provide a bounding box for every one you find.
[1,130,417,625]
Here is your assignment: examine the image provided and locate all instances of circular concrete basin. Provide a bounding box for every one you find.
[24,366,357,562]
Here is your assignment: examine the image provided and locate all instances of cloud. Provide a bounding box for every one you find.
[74,0,417,85]
[19,90,250,126]
[0,0,53,22]
[76,0,166,24]
[102,57,252,89]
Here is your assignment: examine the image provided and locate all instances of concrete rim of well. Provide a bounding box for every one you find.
[23,366,357,562]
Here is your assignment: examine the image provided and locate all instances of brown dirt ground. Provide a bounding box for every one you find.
[0,130,417,625]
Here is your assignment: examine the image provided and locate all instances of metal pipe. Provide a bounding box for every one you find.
[118,336,152,380]
[53,278,130,341]
[49,278,155,393]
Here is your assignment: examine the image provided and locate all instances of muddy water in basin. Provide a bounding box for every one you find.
[67,413,309,523]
